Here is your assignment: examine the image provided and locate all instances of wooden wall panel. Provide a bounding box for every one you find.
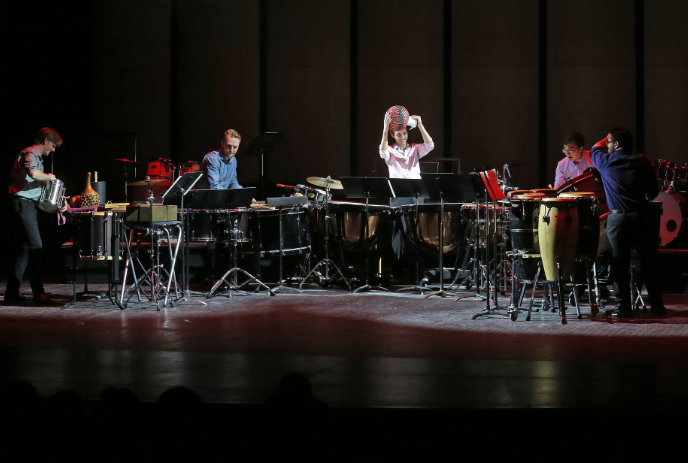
[359,0,444,178]
[547,0,635,185]
[645,0,688,163]
[91,0,172,164]
[452,0,539,188]
[177,0,260,183]
[266,0,350,186]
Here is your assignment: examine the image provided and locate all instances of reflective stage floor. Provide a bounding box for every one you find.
[2,283,688,412]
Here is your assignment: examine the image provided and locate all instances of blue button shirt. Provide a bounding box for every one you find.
[589,146,659,212]
[197,150,242,190]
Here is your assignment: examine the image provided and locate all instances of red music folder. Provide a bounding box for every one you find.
[479,170,506,201]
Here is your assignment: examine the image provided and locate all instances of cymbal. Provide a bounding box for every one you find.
[110,158,146,165]
[129,178,168,186]
[306,176,343,190]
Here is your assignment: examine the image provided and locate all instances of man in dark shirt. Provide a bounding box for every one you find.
[589,127,665,317]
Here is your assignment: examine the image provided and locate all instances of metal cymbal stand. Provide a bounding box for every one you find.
[424,191,461,298]
[299,195,351,291]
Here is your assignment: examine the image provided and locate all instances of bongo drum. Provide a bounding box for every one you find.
[538,198,578,281]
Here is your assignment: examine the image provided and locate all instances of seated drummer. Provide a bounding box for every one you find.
[197,129,243,190]
[551,132,594,188]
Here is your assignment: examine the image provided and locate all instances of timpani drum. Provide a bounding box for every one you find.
[400,203,468,254]
[327,202,389,250]
[538,198,579,281]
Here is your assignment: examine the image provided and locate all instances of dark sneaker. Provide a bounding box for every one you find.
[605,303,632,317]
[33,293,57,306]
[4,292,30,304]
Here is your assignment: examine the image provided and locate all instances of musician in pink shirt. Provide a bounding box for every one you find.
[379,113,434,179]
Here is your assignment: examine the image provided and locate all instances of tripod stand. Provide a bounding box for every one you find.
[300,198,351,291]
[208,209,274,297]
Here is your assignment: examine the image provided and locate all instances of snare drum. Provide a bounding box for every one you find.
[188,210,221,241]
[75,211,120,260]
[538,198,578,281]
[38,179,66,213]
[236,207,310,255]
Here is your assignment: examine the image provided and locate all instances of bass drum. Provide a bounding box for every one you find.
[655,191,688,247]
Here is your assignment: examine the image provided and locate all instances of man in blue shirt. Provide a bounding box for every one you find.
[197,129,243,190]
[589,128,665,317]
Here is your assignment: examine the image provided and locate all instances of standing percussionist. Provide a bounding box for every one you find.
[552,132,594,188]
[379,113,434,179]
[589,128,666,317]
[197,129,243,190]
[5,127,62,304]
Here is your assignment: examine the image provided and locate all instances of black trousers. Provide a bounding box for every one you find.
[605,208,662,306]
[6,197,45,296]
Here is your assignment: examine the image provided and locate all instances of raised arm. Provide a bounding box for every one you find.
[411,115,433,144]
[380,112,392,152]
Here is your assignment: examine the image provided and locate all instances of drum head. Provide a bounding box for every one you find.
[656,191,687,246]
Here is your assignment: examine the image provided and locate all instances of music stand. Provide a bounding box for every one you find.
[418,174,477,299]
[266,195,309,294]
[340,177,395,293]
[205,188,274,298]
[161,172,204,306]
[244,132,281,199]
[389,178,431,294]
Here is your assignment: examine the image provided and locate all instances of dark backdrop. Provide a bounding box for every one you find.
[1,0,686,260]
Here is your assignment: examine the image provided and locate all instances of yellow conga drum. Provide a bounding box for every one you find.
[538,198,579,281]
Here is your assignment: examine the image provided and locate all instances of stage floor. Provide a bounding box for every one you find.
[1,283,688,410]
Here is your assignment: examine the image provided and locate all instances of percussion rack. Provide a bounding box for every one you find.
[118,181,183,310]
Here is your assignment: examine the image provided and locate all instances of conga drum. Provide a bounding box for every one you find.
[509,197,541,279]
[558,192,600,257]
[531,188,557,198]
[538,198,578,281]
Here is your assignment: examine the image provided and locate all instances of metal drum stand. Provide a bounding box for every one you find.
[208,209,274,298]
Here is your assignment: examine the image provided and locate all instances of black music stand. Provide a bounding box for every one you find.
[203,188,274,298]
[389,178,431,294]
[245,132,281,199]
[162,172,203,306]
[419,174,476,299]
[266,196,309,294]
[340,177,395,293]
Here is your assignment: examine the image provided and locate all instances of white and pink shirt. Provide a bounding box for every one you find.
[380,142,435,179]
